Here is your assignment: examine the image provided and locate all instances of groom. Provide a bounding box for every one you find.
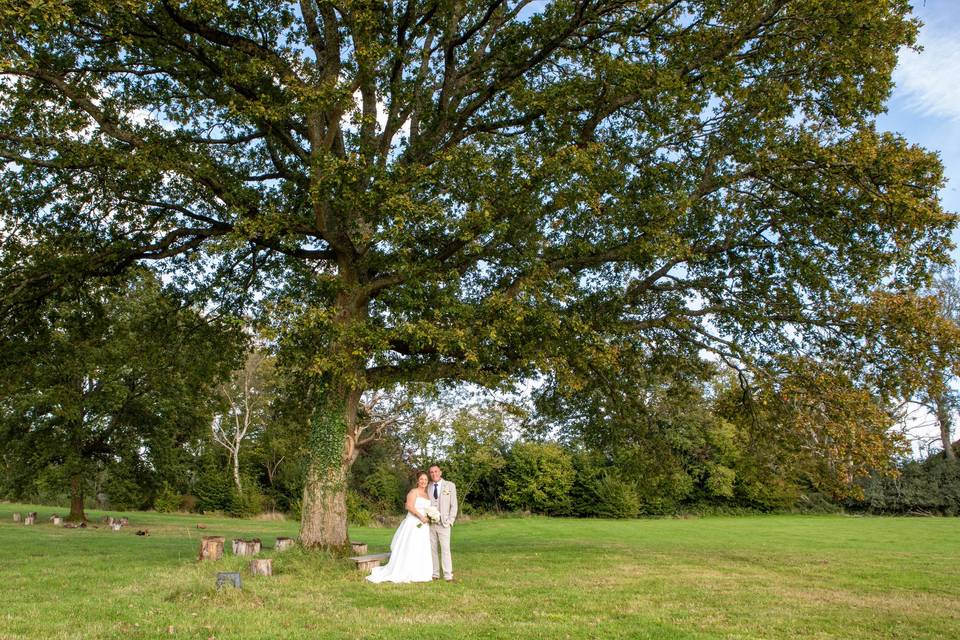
[427,464,458,582]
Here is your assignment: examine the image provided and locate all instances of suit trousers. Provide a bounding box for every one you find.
[429,523,453,579]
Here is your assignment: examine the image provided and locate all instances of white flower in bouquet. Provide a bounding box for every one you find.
[425,506,441,524]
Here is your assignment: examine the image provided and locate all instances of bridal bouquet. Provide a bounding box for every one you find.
[418,506,442,527]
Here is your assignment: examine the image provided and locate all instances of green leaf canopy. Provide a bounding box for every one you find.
[0,0,954,543]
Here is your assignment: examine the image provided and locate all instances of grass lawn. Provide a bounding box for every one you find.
[1,503,958,639]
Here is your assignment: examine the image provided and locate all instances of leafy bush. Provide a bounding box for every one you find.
[228,478,266,517]
[704,464,736,499]
[568,451,638,518]
[288,497,302,521]
[30,465,70,507]
[858,456,960,515]
[592,474,641,518]
[153,483,182,512]
[194,464,234,513]
[347,489,373,526]
[501,441,574,515]
[101,465,150,511]
[360,464,407,513]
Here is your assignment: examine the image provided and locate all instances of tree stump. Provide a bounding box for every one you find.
[100,516,114,525]
[275,537,295,552]
[232,539,262,556]
[52,516,63,526]
[350,542,368,555]
[119,517,129,526]
[198,536,225,561]
[24,514,36,525]
[12,512,21,523]
[250,559,272,576]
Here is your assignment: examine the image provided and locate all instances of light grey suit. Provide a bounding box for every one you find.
[429,479,458,580]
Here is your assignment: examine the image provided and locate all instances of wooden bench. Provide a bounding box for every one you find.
[350,552,390,571]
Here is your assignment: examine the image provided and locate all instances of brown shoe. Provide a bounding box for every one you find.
[444,577,455,583]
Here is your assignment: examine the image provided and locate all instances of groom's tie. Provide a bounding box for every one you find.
[433,483,438,499]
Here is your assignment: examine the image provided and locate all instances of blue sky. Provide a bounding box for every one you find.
[878,1,960,259]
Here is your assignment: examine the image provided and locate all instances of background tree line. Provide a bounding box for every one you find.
[4,267,958,521]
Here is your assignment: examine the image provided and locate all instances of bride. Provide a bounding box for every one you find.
[366,471,433,583]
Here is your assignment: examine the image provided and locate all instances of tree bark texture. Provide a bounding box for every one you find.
[299,453,351,550]
[68,473,86,522]
[198,536,225,561]
[250,559,272,576]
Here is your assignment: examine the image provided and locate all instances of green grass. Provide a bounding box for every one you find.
[1,504,958,639]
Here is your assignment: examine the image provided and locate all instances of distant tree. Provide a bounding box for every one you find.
[444,404,511,510]
[501,441,574,514]
[212,348,275,494]
[927,270,960,460]
[1,0,953,547]
[848,288,960,461]
[0,271,241,521]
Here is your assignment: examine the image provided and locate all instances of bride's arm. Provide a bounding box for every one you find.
[404,490,427,523]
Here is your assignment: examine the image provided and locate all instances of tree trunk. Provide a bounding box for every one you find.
[298,386,362,550]
[198,536,225,561]
[232,539,262,556]
[299,454,351,550]
[250,558,272,576]
[934,393,956,460]
[297,277,369,550]
[67,473,86,522]
[232,449,243,495]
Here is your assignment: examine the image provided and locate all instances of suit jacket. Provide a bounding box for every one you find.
[430,480,458,527]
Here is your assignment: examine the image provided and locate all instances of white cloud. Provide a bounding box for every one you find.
[893,28,960,122]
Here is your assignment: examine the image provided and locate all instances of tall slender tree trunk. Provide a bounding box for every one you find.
[68,473,86,522]
[934,393,956,460]
[232,449,242,494]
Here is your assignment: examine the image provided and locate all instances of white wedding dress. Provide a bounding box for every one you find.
[366,496,433,583]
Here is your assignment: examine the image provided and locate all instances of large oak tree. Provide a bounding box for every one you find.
[1,0,954,547]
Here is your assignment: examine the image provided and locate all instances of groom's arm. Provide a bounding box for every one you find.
[449,483,458,525]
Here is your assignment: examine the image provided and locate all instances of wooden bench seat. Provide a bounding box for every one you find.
[350,552,390,571]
